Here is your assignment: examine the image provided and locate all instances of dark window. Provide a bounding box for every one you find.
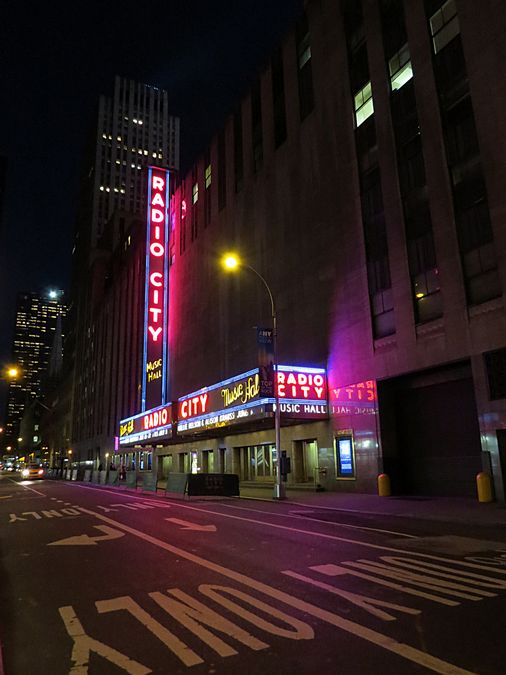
[251,79,263,173]
[271,47,287,148]
[218,130,226,211]
[484,349,506,400]
[296,13,314,120]
[179,183,186,254]
[204,149,211,228]
[361,169,395,338]
[380,0,407,58]
[399,135,426,193]
[444,97,479,167]
[233,109,243,193]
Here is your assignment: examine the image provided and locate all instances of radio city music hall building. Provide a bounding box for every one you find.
[95,0,506,499]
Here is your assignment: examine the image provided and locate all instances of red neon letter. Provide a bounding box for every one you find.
[150,242,164,257]
[148,326,162,341]
[151,208,164,223]
[152,176,165,190]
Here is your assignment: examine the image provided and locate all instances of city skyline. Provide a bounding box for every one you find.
[0,0,303,369]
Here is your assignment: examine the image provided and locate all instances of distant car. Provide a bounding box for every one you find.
[21,464,45,480]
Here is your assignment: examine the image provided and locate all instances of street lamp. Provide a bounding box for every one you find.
[222,253,285,500]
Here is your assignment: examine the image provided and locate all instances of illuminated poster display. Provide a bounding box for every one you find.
[118,403,173,445]
[335,432,356,478]
[142,166,170,411]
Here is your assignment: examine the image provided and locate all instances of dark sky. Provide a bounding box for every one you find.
[0,0,303,384]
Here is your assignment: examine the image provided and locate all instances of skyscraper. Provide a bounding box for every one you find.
[69,77,180,464]
[89,76,180,249]
[4,290,66,447]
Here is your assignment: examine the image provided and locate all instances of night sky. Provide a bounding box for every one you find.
[0,0,303,405]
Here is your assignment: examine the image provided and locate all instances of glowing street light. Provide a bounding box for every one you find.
[221,252,285,500]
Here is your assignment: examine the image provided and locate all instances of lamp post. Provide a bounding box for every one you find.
[222,253,285,500]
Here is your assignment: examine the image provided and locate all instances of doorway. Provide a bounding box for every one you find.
[293,439,318,483]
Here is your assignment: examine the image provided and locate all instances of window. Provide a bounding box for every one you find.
[218,130,226,210]
[361,169,395,338]
[430,0,460,54]
[192,181,198,204]
[354,81,374,127]
[251,79,263,173]
[484,349,506,400]
[204,152,211,227]
[233,109,243,193]
[296,13,314,120]
[271,47,287,148]
[388,44,413,90]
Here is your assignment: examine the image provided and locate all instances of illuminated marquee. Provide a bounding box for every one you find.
[142,167,170,411]
[118,403,173,445]
[177,365,328,434]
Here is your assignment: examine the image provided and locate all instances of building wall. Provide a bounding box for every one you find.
[161,0,506,497]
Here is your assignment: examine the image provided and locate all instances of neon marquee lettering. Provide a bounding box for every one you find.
[179,394,209,419]
[276,371,325,399]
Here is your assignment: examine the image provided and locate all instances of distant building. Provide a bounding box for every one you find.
[4,290,66,449]
[69,77,180,465]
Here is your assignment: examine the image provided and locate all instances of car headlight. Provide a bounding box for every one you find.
[22,469,29,477]
[38,469,44,475]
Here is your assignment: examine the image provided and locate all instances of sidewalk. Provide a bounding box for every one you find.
[236,484,506,527]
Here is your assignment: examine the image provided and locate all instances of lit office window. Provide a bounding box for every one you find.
[388,44,413,91]
[205,164,211,189]
[192,182,199,204]
[354,81,374,127]
[430,0,460,54]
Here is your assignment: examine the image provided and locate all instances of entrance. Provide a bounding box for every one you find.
[293,439,318,483]
[239,444,275,481]
[379,362,482,496]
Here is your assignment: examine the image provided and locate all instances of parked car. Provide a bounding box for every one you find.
[21,464,45,480]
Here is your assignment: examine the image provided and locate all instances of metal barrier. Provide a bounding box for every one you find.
[108,470,119,486]
[165,473,189,495]
[187,473,239,497]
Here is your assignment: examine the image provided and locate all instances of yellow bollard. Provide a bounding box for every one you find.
[378,473,391,497]
[476,472,493,503]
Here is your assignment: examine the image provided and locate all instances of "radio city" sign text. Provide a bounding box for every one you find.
[142,167,169,411]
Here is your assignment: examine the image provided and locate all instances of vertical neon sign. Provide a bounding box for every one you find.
[142,167,169,411]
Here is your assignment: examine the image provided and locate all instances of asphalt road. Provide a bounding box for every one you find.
[1,473,506,675]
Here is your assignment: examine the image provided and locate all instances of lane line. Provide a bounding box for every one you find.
[75,505,473,675]
[59,482,506,572]
[8,479,46,496]
[226,502,417,538]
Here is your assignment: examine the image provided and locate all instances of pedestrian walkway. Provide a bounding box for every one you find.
[236,483,506,527]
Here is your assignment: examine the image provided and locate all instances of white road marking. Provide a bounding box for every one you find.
[63,482,506,573]
[309,563,459,606]
[59,605,151,674]
[8,479,45,496]
[149,588,269,656]
[48,525,125,547]
[75,505,474,674]
[95,596,203,667]
[287,508,417,538]
[282,569,421,621]
[165,518,216,532]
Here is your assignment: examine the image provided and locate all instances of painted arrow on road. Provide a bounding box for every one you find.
[165,517,216,532]
[47,525,125,546]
